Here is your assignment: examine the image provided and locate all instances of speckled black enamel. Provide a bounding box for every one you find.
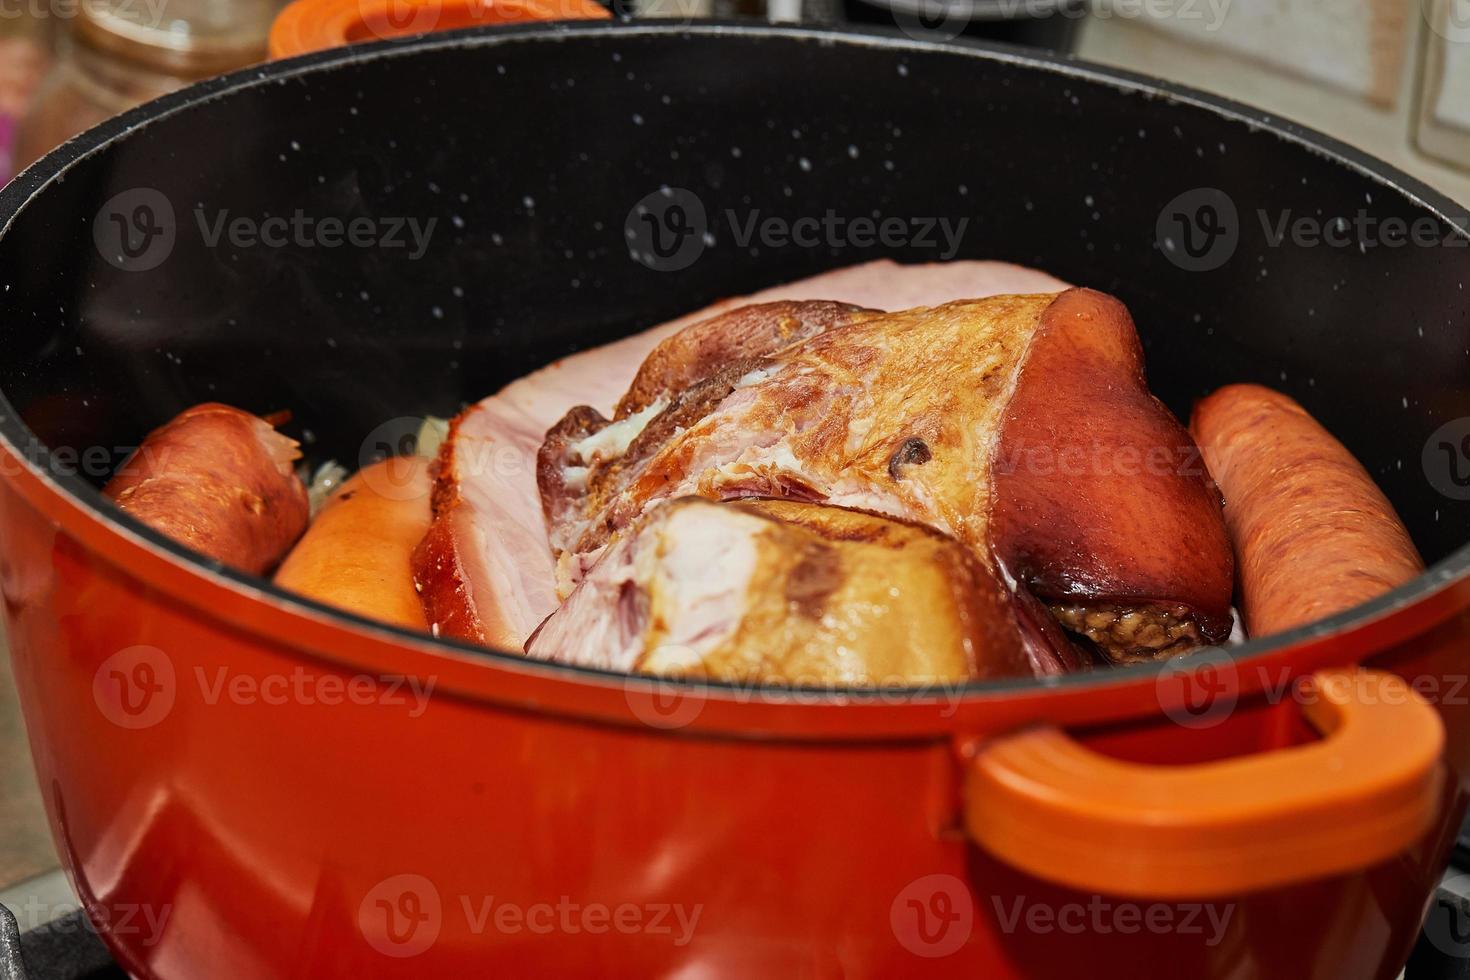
[0,22,1466,677]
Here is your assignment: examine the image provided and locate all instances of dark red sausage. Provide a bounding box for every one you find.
[105,403,309,575]
[1190,384,1423,637]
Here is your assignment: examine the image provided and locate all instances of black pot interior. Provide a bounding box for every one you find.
[1,23,1468,602]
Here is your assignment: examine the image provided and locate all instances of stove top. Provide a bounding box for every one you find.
[0,903,115,980]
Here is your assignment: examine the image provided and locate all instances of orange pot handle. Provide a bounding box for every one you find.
[965,669,1445,899]
[270,0,610,60]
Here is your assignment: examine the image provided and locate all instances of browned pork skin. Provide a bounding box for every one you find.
[615,300,875,417]
[537,300,876,563]
[989,289,1235,662]
[534,288,1234,674]
[413,260,1071,651]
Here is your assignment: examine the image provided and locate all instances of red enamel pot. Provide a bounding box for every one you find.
[0,22,1467,979]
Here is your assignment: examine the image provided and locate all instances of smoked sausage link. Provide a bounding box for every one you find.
[105,402,309,575]
[1189,383,1423,638]
[274,457,432,630]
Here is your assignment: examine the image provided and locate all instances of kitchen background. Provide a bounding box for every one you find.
[0,0,1467,973]
[0,0,1466,197]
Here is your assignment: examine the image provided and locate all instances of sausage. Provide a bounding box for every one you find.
[105,403,309,575]
[274,457,432,629]
[1189,383,1423,638]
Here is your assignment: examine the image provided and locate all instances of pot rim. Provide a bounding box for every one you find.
[2,20,1467,724]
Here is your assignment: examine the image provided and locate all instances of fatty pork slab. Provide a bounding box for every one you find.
[417,267,1234,684]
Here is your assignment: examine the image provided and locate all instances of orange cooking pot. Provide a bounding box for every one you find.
[1,23,1467,979]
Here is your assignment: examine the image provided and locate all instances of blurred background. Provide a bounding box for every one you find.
[0,0,1466,197]
[0,0,1467,974]
[0,0,1467,196]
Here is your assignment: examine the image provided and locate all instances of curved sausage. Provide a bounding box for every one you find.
[274,457,432,629]
[1189,383,1423,638]
[105,403,309,575]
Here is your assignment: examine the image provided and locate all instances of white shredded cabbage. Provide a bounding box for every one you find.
[306,460,350,517]
[415,415,450,459]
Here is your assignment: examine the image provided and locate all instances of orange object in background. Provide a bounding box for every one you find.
[269,0,610,59]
